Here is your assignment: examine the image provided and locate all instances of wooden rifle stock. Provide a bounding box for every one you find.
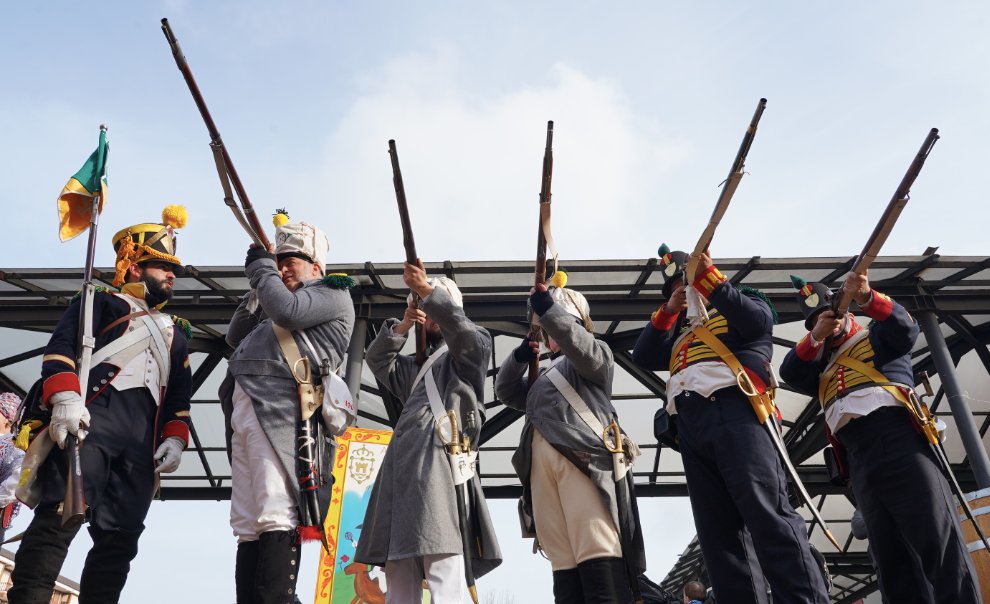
[388,140,427,365]
[828,128,940,327]
[160,18,270,248]
[62,435,86,528]
[529,121,554,386]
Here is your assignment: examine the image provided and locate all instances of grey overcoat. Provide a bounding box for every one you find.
[221,257,356,513]
[495,301,646,574]
[354,287,502,577]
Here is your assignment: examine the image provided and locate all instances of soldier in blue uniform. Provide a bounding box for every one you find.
[780,272,980,604]
[9,208,193,604]
[631,245,827,604]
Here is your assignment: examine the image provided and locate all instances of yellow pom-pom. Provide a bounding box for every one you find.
[551,270,568,289]
[273,213,289,227]
[162,205,188,229]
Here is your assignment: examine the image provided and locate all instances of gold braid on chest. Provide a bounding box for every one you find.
[669,314,729,374]
[822,336,878,403]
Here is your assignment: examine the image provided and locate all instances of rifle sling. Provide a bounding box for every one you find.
[819,349,912,411]
[689,323,775,424]
[98,311,150,337]
[539,203,559,279]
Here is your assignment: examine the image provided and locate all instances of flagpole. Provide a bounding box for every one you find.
[63,123,107,529]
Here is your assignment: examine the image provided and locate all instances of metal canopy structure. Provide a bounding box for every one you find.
[4,253,990,603]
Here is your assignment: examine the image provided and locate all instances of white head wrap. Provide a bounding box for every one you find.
[550,287,594,332]
[408,276,463,308]
[274,221,329,275]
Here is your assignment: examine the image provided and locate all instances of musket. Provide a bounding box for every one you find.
[682,100,842,550]
[685,98,766,283]
[529,121,555,386]
[388,140,427,365]
[825,128,940,331]
[63,125,109,528]
[160,18,269,248]
[437,411,480,604]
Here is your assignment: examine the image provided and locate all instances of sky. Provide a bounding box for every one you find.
[2,0,989,601]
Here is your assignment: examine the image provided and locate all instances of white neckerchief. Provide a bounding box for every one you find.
[686,285,709,327]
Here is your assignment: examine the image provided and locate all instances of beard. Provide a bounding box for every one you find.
[426,323,443,345]
[141,272,174,307]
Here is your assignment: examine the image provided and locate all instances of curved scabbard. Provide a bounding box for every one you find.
[456,483,479,603]
[763,420,841,551]
[932,442,990,553]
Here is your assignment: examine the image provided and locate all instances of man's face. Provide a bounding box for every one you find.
[130,262,175,302]
[278,256,320,292]
[424,317,442,342]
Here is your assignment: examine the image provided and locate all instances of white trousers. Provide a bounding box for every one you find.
[229,382,298,543]
[384,554,464,604]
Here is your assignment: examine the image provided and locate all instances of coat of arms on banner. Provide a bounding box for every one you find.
[313,428,434,604]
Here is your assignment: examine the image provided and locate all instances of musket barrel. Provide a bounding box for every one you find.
[831,127,940,319]
[529,121,554,386]
[389,140,419,264]
[388,140,427,364]
[161,18,270,248]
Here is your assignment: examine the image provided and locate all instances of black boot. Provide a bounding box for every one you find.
[577,557,633,604]
[236,540,261,604]
[255,530,301,604]
[553,567,585,604]
[78,526,142,604]
[8,510,81,604]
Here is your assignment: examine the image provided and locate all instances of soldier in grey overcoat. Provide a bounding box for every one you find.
[355,261,501,604]
[495,280,645,604]
[222,220,356,604]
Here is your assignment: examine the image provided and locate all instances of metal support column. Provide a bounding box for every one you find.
[918,311,990,488]
[345,318,368,401]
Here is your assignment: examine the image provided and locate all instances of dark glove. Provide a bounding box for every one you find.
[513,337,536,363]
[529,289,554,316]
[245,245,276,269]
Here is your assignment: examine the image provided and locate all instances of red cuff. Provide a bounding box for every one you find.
[651,305,679,331]
[161,421,190,449]
[794,334,821,361]
[42,372,80,408]
[692,265,728,300]
[860,290,893,321]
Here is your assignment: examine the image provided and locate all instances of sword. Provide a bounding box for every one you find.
[738,369,842,551]
[437,410,480,604]
[911,376,990,553]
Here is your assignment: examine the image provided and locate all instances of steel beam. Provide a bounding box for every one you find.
[345,318,368,401]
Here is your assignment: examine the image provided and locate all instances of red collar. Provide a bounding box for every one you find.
[832,317,862,348]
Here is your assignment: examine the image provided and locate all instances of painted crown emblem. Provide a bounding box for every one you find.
[348,444,376,484]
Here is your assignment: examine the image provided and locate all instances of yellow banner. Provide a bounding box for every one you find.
[314,427,435,603]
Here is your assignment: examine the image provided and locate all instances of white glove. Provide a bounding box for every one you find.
[49,391,90,448]
[154,436,185,473]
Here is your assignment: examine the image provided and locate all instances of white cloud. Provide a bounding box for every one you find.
[288,48,687,264]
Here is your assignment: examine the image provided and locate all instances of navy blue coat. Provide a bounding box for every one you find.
[632,271,775,390]
[40,288,192,447]
[779,291,919,401]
